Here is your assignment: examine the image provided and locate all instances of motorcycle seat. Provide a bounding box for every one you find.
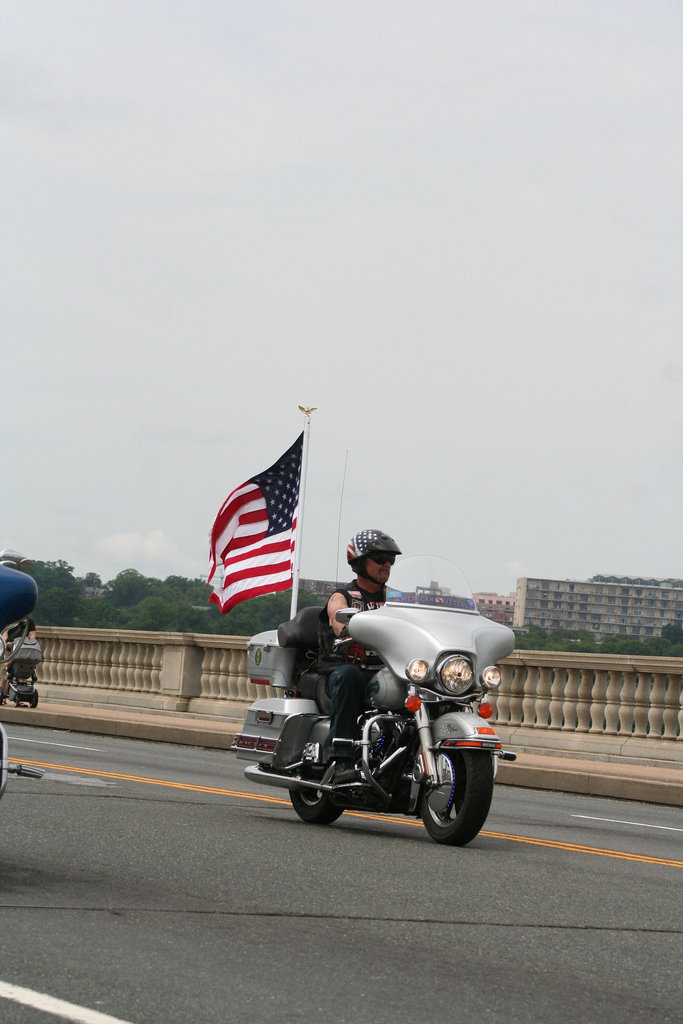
[297,670,332,715]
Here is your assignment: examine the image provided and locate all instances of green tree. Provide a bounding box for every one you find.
[106,569,155,608]
[31,560,81,595]
[119,596,178,632]
[81,571,103,589]
[35,586,86,626]
[661,623,683,644]
[30,561,84,625]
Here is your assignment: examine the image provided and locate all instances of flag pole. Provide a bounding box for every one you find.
[290,406,316,618]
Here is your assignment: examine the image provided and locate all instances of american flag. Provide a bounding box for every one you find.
[208,434,304,613]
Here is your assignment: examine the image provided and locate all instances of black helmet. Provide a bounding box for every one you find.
[347,530,401,573]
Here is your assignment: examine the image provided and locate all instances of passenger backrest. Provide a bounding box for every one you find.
[277,605,322,651]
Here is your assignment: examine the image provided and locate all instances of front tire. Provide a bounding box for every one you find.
[419,751,494,846]
[290,787,344,825]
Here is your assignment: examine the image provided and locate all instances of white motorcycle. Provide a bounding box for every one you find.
[233,556,515,846]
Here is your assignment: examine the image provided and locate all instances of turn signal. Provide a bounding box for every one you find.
[478,701,493,719]
[405,694,422,712]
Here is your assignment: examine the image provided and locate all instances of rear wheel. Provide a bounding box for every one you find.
[419,751,494,846]
[290,787,344,825]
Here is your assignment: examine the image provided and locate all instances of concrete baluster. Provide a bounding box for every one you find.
[233,648,251,700]
[647,673,666,740]
[632,672,650,738]
[491,664,512,725]
[618,671,636,737]
[548,665,565,729]
[561,667,580,731]
[575,668,593,732]
[521,666,538,725]
[126,643,139,691]
[508,665,525,726]
[662,671,682,740]
[604,671,621,736]
[589,670,608,734]
[110,642,124,690]
[534,666,552,728]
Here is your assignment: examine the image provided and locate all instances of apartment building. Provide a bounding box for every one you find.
[514,574,683,639]
[473,592,515,625]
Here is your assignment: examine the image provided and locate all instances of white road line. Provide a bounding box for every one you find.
[9,737,103,752]
[0,980,137,1024]
[572,814,683,833]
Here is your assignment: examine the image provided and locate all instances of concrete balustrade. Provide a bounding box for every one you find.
[491,650,683,762]
[34,626,265,718]
[30,627,683,762]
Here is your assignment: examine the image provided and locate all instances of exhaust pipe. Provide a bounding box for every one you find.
[244,764,337,794]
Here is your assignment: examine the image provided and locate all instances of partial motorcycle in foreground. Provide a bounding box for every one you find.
[0,551,45,799]
[233,556,515,846]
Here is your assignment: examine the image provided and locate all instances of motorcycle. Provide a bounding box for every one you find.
[232,555,516,846]
[0,553,45,798]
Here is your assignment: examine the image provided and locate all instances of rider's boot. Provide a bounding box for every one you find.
[327,738,360,784]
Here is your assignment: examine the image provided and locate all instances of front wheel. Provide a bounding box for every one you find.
[290,787,344,825]
[419,751,494,846]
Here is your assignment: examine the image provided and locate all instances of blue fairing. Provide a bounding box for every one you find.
[0,565,38,631]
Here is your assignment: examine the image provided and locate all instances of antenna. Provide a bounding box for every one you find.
[335,450,349,586]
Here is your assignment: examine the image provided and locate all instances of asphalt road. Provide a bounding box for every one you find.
[1,724,681,1024]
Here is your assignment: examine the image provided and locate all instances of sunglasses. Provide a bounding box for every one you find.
[367,552,395,565]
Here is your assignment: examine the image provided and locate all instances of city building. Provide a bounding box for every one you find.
[300,578,344,598]
[514,575,683,639]
[473,592,515,625]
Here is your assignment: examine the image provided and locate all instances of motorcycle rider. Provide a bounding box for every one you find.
[318,530,401,781]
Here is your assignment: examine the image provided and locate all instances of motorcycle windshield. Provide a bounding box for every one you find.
[385,556,478,614]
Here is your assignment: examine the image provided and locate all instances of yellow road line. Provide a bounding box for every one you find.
[14,758,682,869]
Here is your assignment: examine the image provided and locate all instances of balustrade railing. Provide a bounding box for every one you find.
[20,628,683,757]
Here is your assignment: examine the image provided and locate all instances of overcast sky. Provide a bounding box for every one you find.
[2,0,681,598]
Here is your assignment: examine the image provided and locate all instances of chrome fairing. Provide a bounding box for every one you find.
[349,604,514,682]
[348,555,514,684]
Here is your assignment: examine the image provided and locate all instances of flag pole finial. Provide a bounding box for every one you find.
[298,405,317,416]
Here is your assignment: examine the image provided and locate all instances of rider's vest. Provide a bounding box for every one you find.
[317,581,386,672]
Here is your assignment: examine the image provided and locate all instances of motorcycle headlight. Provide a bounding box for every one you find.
[406,659,429,683]
[438,655,474,695]
[482,665,502,688]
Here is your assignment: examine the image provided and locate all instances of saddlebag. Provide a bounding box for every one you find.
[232,697,319,765]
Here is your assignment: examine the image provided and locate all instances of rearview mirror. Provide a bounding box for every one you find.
[335,607,358,624]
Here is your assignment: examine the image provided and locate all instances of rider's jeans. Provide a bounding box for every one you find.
[327,664,374,746]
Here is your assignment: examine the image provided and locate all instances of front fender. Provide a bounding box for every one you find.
[430,710,501,751]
